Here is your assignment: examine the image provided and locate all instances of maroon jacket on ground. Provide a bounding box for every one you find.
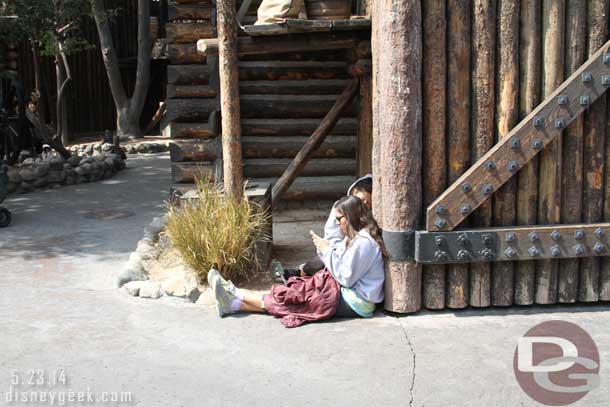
[263,270,340,328]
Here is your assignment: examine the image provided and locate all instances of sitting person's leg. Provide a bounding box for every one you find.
[208,269,267,315]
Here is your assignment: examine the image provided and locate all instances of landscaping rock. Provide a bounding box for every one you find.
[33,176,48,188]
[143,216,166,241]
[84,144,94,156]
[19,182,35,192]
[19,168,36,182]
[34,163,50,178]
[49,156,65,170]
[7,168,21,184]
[47,170,66,184]
[138,281,162,299]
[162,273,200,302]
[135,240,157,260]
[122,281,144,296]
[116,259,148,287]
[22,157,35,165]
[68,156,81,167]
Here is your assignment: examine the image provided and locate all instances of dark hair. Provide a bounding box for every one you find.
[334,195,387,258]
[350,177,372,195]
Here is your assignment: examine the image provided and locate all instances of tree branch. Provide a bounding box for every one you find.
[90,0,128,108]
[130,0,151,117]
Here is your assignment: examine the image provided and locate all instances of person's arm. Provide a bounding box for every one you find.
[319,237,377,288]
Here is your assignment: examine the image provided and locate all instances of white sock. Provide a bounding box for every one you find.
[234,288,244,301]
[230,298,243,312]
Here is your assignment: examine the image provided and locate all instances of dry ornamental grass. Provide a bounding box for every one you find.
[166,180,270,283]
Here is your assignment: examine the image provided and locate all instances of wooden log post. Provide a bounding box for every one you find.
[559,0,586,303]
[491,0,518,307]
[217,0,243,199]
[514,0,541,305]
[271,79,359,207]
[585,0,609,302]
[469,0,495,308]
[422,0,447,310]
[445,0,471,309]
[536,0,564,305]
[356,61,373,176]
[374,0,422,313]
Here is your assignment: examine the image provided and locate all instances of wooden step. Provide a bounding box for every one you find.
[249,176,355,201]
[166,22,214,44]
[168,2,213,21]
[239,79,350,95]
[171,160,222,183]
[240,95,357,119]
[242,135,356,158]
[241,118,356,136]
[169,138,221,162]
[162,99,218,127]
[243,158,356,178]
[168,44,206,64]
[163,119,219,139]
[167,84,216,99]
[167,64,213,85]
[238,61,348,80]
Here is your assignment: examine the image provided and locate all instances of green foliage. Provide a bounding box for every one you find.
[166,179,271,283]
[0,0,93,55]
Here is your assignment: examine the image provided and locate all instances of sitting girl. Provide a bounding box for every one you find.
[208,195,386,327]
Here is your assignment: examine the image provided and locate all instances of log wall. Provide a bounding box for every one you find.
[411,0,610,311]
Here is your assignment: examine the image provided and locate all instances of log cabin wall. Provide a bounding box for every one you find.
[404,0,610,312]
[168,0,367,203]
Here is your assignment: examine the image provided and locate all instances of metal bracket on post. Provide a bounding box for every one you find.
[382,229,415,262]
[414,223,610,264]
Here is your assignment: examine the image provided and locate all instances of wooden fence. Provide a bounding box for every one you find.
[14,0,164,140]
[374,0,610,313]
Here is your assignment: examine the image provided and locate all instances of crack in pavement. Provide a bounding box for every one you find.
[396,317,416,407]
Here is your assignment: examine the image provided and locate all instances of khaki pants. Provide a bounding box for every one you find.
[255,0,304,24]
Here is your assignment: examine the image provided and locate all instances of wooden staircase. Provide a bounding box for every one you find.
[165,1,366,205]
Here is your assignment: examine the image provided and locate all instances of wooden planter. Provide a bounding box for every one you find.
[305,0,351,20]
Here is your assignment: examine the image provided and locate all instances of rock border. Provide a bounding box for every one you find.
[6,153,126,195]
[71,140,170,156]
[117,214,202,303]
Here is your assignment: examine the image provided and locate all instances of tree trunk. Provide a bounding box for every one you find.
[91,0,151,139]
[55,54,69,146]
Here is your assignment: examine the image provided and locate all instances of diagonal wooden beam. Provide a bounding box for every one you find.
[427,38,610,231]
[271,78,359,208]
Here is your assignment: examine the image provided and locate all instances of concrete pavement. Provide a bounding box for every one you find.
[1,152,609,407]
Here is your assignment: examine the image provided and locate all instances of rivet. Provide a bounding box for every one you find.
[460,204,472,214]
[551,230,561,241]
[528,246,540,257]
[582,72,593,83]
[457,233,469,246]
[457,250,470,261]
[580,95,590,105]
[508,161,519,172]
[573,244,585,255]
[510,138,521,149]
[602,75,610,85]
[434,250,449,261]
[434,236,446,247]
[482,184,493,196]
[555,118,566,129]
[532,139,543,150]
[504,247,516,258]
[528,231,539,242]
[480,248,494,260]
[435,218,447,229]
[574,229,585,240]
[533,116,544,127]
[505,232,515,242]
[604,53,610,64]
[482,234,494,247]
[485,160,496,170]
[435,204,447,215]
[557,95,568,105]
[594,242,606,254]
[461,182,472,193]
[595,227,605,238]
[550,245,561,257]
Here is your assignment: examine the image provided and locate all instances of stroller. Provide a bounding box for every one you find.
[0,160,9,227]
